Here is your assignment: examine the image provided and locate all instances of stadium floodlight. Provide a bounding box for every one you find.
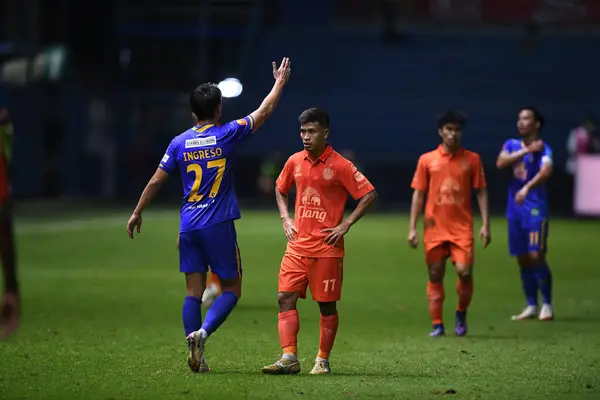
[0,45,67,85]
[218,77,243,98]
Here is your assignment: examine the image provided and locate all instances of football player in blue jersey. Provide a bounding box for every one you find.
[126,58,291,372]
[496,107,554,321]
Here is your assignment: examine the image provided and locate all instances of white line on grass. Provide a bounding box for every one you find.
[15,213,176,236]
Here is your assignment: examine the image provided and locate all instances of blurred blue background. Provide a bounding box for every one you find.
[1,0,599,214]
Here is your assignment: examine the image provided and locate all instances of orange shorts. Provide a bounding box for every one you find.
[425,240,473,265]
[278,253,344,302]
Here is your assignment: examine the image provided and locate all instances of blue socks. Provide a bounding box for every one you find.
[201,291,239,337]
[534,263,552,305]
[520,263,553,307]
[520,268,539,307]
[182,296,203,336]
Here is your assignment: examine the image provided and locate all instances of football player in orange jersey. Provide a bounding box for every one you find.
[408,111,491,337]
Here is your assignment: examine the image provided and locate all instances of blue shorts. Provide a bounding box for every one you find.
[179,220,242,280]
[507,217,549,257]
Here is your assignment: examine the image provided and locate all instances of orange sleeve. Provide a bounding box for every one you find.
[339,162,375,200]
[471,154,486,189]
[411,155,429,191]
[276,157,295,194]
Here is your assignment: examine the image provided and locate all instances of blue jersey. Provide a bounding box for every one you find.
[502,139,553,220]
[159,115,255,232]
[503,139,553,256]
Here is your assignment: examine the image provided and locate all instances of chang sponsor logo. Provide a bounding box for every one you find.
[297,187,327,222]
[436,177,463,206]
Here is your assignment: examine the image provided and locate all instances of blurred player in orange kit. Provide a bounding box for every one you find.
[176,233,221,307]
[408,111,491,337]
[262,108,377,375]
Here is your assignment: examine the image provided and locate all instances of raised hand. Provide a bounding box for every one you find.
[272,57,291,84]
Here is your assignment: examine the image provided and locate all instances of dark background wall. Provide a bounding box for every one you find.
[2,0,599,214]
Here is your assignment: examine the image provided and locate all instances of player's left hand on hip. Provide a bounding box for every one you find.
[0,292,20,340]
[479,226,491,248]
[321,223,349,246]
[126,213,142,239]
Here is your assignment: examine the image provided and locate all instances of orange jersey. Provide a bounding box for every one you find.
[411,145,486,243]
[276,145,375,258]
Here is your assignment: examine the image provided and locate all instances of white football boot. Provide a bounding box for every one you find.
[511,305,538,321]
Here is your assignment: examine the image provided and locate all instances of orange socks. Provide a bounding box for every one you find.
[457,277,474,312]
[317,313,339,360]
[278,310,300,355]
[427,281,445,325]
[277,311,339,360]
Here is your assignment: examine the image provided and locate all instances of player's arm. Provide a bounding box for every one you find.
[473,154,490,227]
[344,189,377,228]
[132,168,169,215]
[524,148,553,191]
[275,157,297,242]
[408,156,428,248]
[472,154,491,247]
[476,188,490,226]
[248,58,291,132]
[515,149,552,205]
[496,141,529,169]
[322,164,376,246]
[409,189,426,233]
[127,142,176,238]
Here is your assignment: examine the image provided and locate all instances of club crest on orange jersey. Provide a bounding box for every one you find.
[294,164,302,177]
[322,167,334,181]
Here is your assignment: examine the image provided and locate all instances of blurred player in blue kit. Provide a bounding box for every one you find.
[126,58,292,372]
[496,107,554,321]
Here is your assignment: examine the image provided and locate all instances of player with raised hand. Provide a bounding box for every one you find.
[262,108,377,375]
[408,111,490,337]
[496,107,554,321]
[126,58,291,372]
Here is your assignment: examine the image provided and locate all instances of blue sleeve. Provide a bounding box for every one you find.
[223,115,255,143]
[502,139,515,153]
[540,143,553,167]
[158,139,178,174]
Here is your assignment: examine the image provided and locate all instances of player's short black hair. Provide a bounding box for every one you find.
[436,110,466,129]
[519,107,545,129]
[298,108,330,129]
[190,83,222,121]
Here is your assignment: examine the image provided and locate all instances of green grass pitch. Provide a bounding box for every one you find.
[1,210,599,399]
